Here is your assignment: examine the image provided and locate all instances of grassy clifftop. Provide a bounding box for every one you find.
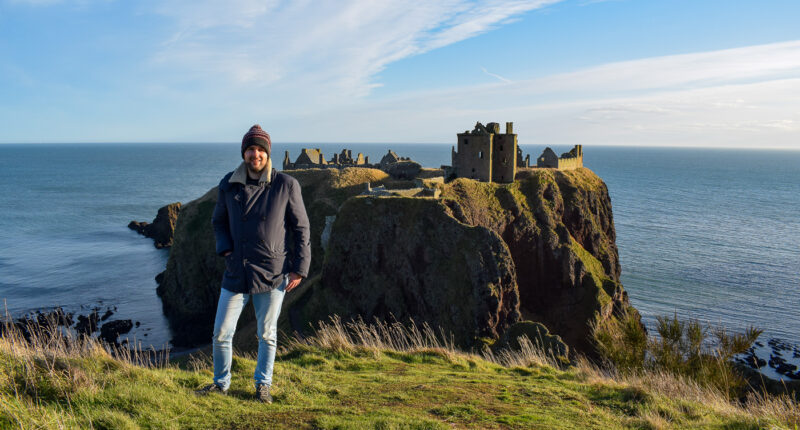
[2,322,797,429]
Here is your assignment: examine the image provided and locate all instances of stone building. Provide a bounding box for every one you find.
[283,148,412,170]
[451,121,518,183]
[536,145,583,170]
[331,149,366,166]
[292,148,327,167]
[379,150,401,165]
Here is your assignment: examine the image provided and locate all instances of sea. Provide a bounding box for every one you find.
[0,143,798,367]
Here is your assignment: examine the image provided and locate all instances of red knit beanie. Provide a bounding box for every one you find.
[241,124,271,158]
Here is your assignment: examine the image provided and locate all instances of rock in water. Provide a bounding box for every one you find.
[129,202,182,248]
[75,311,99,335]
[99,319,133,344]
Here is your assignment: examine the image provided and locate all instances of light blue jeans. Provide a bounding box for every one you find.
[212,277,286,390]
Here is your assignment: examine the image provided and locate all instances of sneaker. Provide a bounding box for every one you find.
[195,383,228,396]
[255,383,272,403]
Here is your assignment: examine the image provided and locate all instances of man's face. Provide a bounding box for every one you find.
[244,145,269,173]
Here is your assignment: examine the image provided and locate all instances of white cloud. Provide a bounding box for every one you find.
[148,0,560,104]
[481,67,512,83]
[290,41,800,149]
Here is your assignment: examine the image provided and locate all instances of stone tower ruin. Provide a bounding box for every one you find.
[452,121,518,183]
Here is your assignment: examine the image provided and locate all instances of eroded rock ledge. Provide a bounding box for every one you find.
[129,202,181,249]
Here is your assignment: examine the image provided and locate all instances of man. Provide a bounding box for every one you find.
[196,124,310,403]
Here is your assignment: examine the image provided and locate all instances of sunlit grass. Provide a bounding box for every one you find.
[1,315,797,429]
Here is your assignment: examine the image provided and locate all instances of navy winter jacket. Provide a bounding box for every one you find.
[212,163,311,294]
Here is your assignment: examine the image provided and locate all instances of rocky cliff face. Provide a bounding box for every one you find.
[439,169,632,353]
[156,167,637,354]
[155,190,221,346]
[310,197,520,347]
[129,202,181,248]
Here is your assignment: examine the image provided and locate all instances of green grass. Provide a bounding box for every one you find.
[3,320,798,429]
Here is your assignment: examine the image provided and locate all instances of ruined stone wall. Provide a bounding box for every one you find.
[491,133,517,183]
[534,146,584,170]
[284,149,372,170]
[557,156,583,170]
[537,148,559,168]
[454,133,492,182]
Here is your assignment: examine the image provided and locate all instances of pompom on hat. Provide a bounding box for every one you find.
[241,124,271,158]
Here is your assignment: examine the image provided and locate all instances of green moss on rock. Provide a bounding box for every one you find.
[499,320,569,361]
[439,168,638,356]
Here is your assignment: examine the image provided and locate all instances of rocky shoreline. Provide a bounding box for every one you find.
[737,337,800,381]
[3,305,142,346]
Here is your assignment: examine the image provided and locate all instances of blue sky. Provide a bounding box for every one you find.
[1,0,799,148]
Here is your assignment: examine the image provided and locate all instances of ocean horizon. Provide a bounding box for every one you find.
[1,143,798,365]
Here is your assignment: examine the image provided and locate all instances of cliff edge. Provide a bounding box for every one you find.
[157,167,638,354]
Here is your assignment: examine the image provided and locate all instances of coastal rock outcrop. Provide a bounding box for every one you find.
[129,202,182,248]
[303,196,519,346]
[156,167,638,355]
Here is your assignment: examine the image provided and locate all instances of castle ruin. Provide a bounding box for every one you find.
[447,121,585,183]
[282,123,584,184]
[451,121,519,183]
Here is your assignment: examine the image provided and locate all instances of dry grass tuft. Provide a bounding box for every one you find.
[2,312,170,369]
[287,315,457,360]
[572,354,617,384]
[482,335,563,368]
[744,391,800,426]
[625,369,738,415]
[288,315,563,369]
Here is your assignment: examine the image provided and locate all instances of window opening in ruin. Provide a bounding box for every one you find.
[472,168,475,173]
[478,151,483,159]
[464,139,469,145]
